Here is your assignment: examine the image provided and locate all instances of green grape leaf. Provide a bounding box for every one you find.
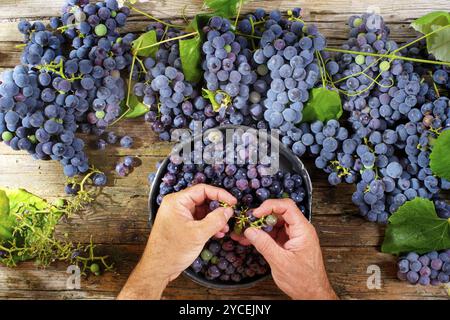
[302,87,343,123]
[411,11,450,34]
[426,24,450,63]
[124,94,150,119]
[180,35,203,83]
[203,0,242,18]
[430,129,450,180]
[0,190,11,240]
[3,188,49,214]
[0,190,9,216]
[202,88,221,111]
[381,198,450,255]
[0,188,50,241]
[411,11,450,62]
[131,30,158,58]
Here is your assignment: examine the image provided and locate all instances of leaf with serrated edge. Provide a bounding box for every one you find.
[131,30,158,58]
[430,130,450,180]
[0,188,51,241]
[302,87,342,123]
[381,198,450,255]
[411,11,450,34]
[3,188,48,214]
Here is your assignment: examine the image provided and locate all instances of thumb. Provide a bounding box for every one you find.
[198,207,234,239]
[244,227,282,263]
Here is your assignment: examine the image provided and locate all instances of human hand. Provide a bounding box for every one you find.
[243,199,337,300]
[117,184,236,300]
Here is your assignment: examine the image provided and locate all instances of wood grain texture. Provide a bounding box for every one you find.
[0,245,448,300]
[0,0,449,300]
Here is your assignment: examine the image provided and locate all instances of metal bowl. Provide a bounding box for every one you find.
[148,125,313,289]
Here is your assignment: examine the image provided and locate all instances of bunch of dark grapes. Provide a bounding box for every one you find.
[333,14,433,136]
[349,96,450,223]
[249,10,328,135]
[308,14,450,223]
[202,16,259,127]
[0,58,91,178]
[0,0,135,189]
[18,21,65,66]
[59,0,133,130]
[192,237,269,282]
[135,23,201,141]
[397,250,450,285]
[152,129,308,283]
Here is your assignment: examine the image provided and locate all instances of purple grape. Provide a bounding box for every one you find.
[92,173,107,186]
[431,259,443,270]
[96,139,107,150]
[209,200,220,211]
[115,163,129,177]
[406,271,419,284]
[120,135,133,148]
[123,156,136,168]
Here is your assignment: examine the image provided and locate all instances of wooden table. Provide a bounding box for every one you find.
[0,0,449,300]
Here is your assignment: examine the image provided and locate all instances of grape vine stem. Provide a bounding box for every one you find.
[234,0,244,27]
[137,31,199,52]
[324,24,450,66]
[128,4,184,28]
[324,47,450,66]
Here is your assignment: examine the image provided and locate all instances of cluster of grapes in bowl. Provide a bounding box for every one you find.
[192,204,278,283]
[150,127,310,285]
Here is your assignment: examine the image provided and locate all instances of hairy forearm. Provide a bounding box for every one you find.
[117,259,169,300]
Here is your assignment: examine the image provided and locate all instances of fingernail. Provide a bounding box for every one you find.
[244,228,258,241]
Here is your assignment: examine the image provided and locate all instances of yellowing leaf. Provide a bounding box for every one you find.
[0,188,50,242]
[202,88,221,111]
[0,190,9,216]
[3,188,49,213]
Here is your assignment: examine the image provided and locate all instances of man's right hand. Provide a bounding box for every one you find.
[244,199,338,300]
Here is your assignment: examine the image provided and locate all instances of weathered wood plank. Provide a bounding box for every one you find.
[49,214,384,247]
[0,245,447,300]
[0,0,448,21]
